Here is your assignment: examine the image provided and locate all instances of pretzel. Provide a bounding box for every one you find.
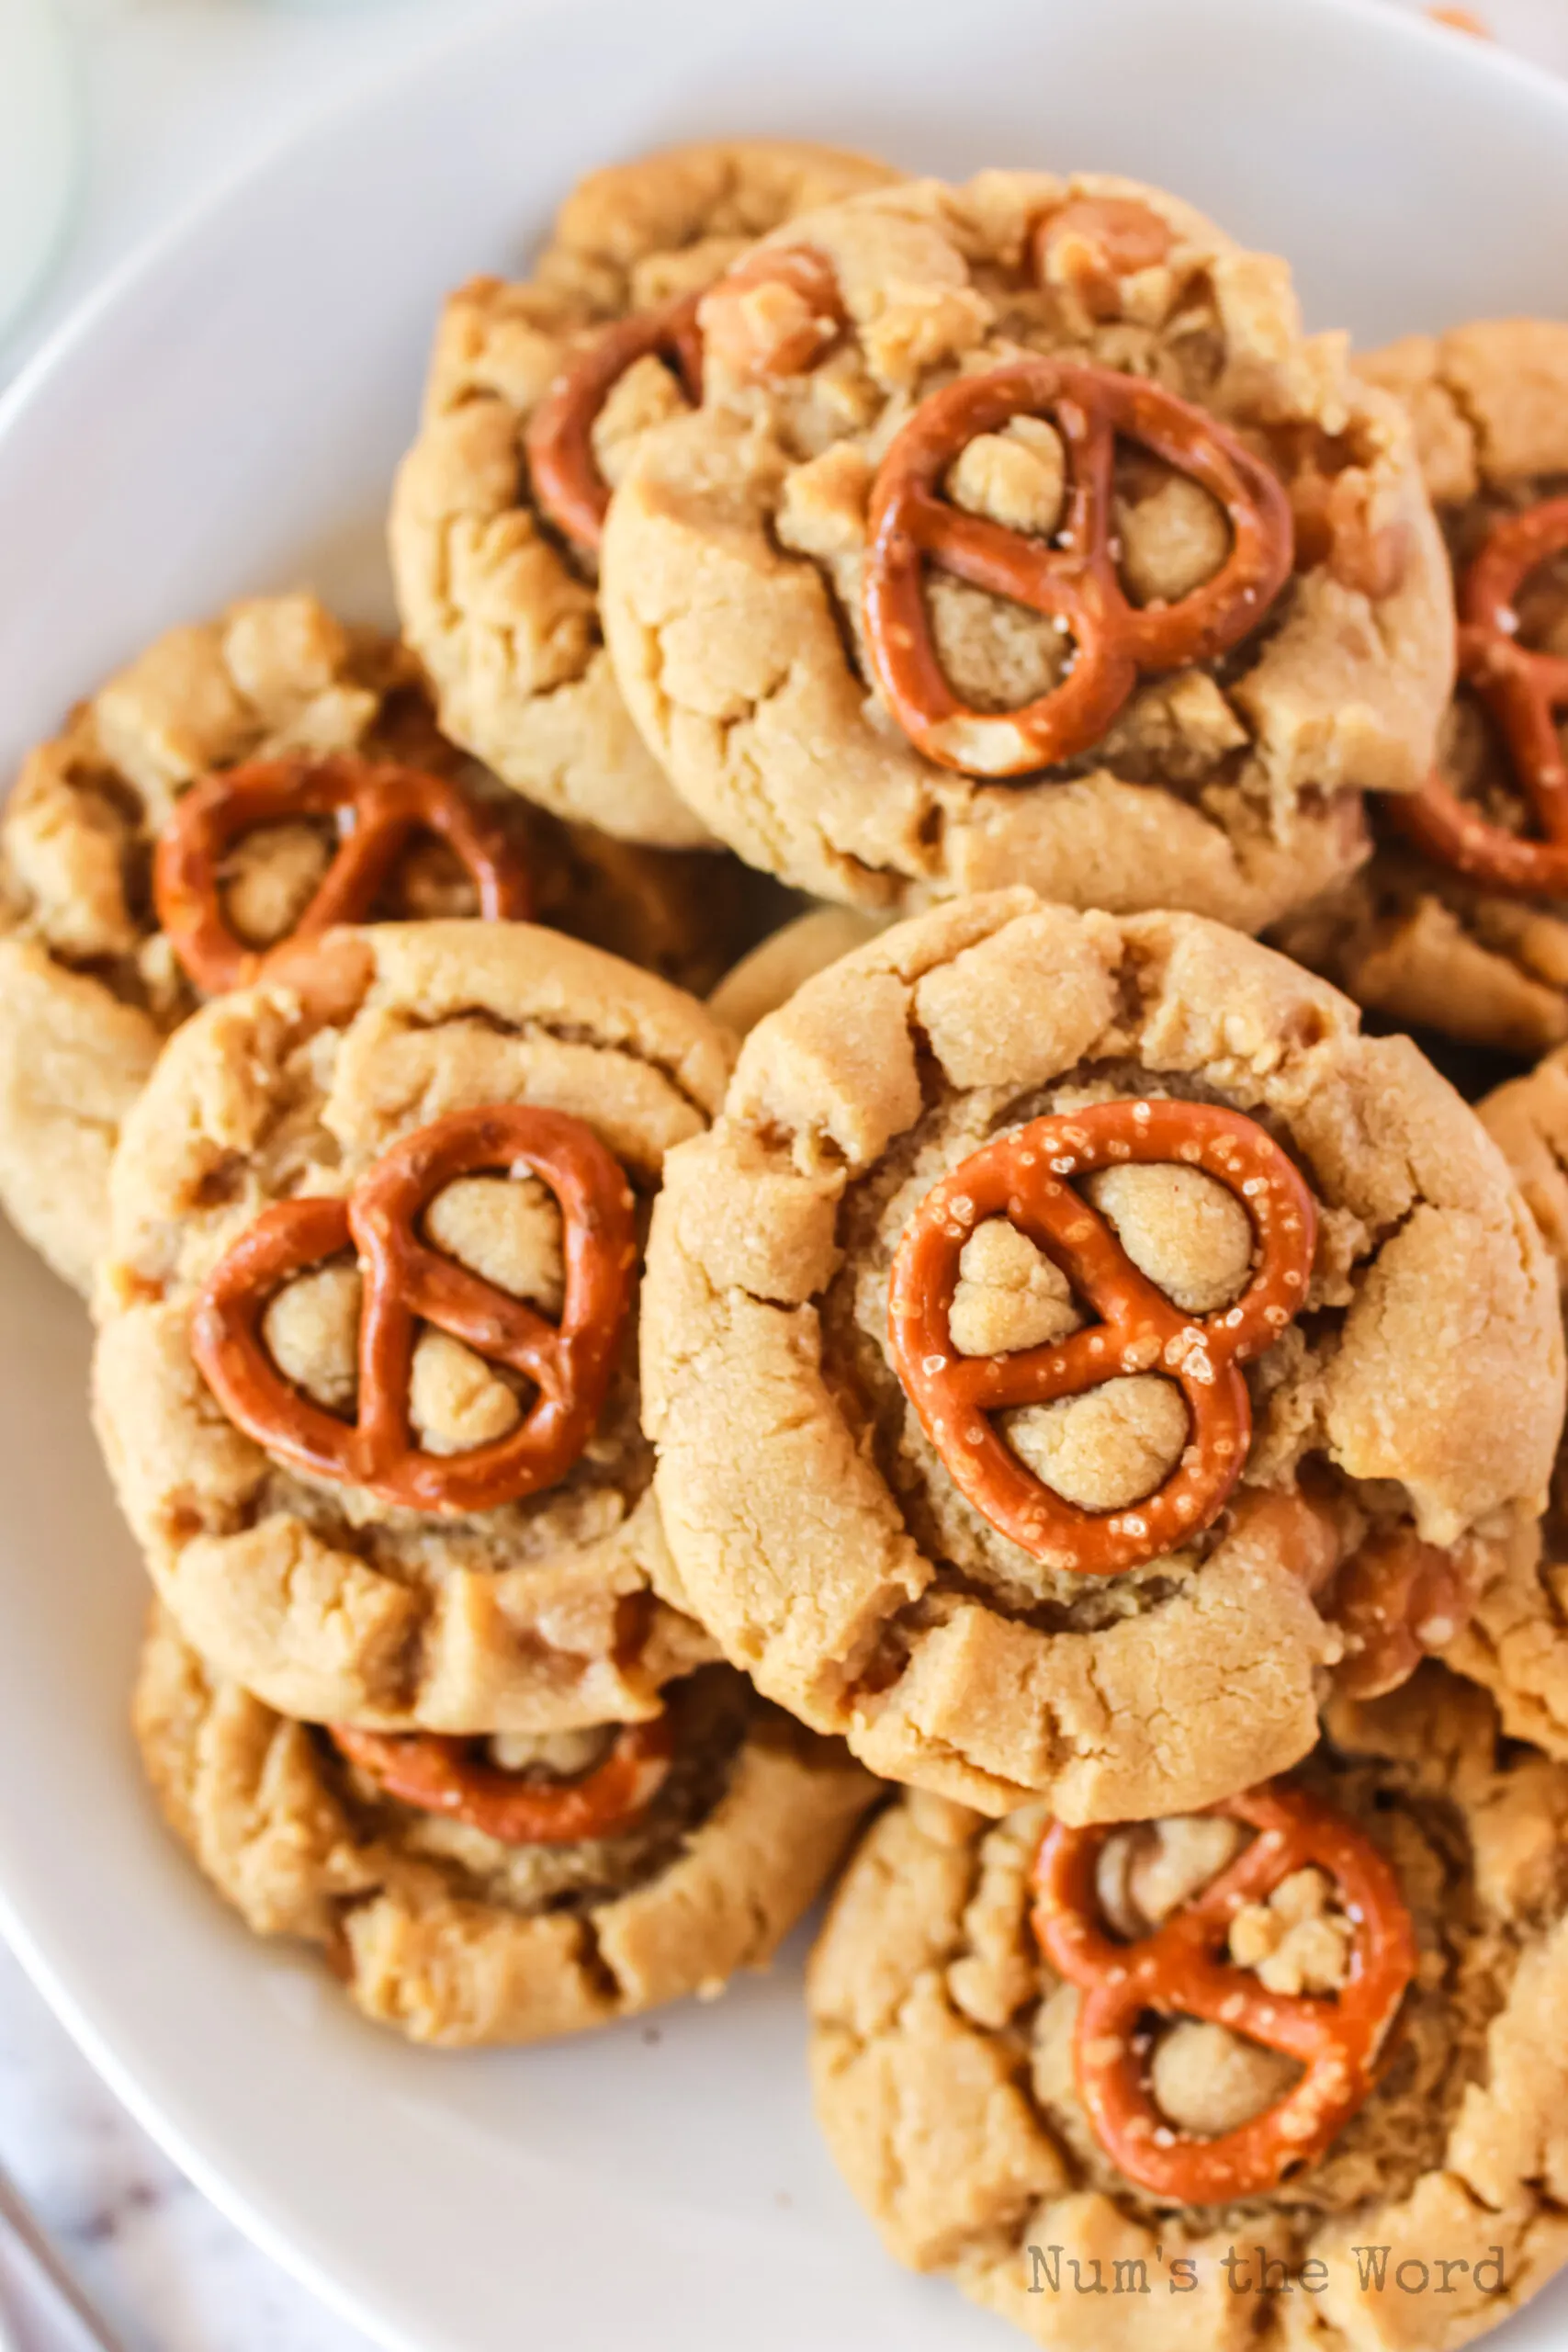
[1032,1782,1416,2203]
[192,1104,637,1516]
[153,753,533,995]
[886,1101,1316,1574]
[862,356,1294,776]
[1389,495,1568,893]
[526,247,843,556]
[328,1714,674,1845]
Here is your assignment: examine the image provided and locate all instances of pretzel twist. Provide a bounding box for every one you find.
[1032,1783,1416,2203]
[328,1714,674,1845]
[152,753,532,995]
[192,1105,637,1516]
[886,1101,1316,1575]
[862,356,1294,776]
[526,246,844,556]
[1390,495,1568,893]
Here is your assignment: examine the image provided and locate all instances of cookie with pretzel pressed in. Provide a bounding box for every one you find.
[598,171,1452,926]
[0,592,773,1296]
[707,904,888,1038]
[93,920,736,1734]
[1275,320,1568,1062]
[808,1665,1568,2352]
[1423,1047,1568,1757]
[641,890,1562,1822]
[134,1608,873,2048]
[389,139,897,847]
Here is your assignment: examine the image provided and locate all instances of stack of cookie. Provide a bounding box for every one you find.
[7,139,1568,2350]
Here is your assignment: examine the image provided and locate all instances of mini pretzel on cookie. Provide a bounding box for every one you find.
[888,1101,1315,1573]
[1034,1781,1416,2201]
[642,893,1562,1822]
[136,1616,875,2047]
[389,139,897,844]
[808,1667,1568,2352]
[193,1105,636,1516]
[154,753,533,994]
[863,359,1293,776]
[527,248,846,556]
[327,1713,674,1844]
[1273,319,1568,1059]
[93,921,737,1736]
[1390,496,1568,893]
[0,594,771,1297]
[601,170,1450,928]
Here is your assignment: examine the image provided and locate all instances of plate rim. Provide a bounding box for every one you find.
[4,3,1568,2347]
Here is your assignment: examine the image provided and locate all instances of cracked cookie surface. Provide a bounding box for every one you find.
[135,1607,874,2047]
[1446,1051,1568,1758]
[1274,320,1568,1063]
[807,1666,1568,2352]
[94,919,735,1732]
[641,891,1562,1820]
[600,171,1450,925]
[0,592,768,1296]
[389,139,897,845]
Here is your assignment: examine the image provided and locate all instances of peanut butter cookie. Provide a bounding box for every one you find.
[136,1608,874,2047]
[808,1666,1568,2352]
[0,593,767,1295]
[642,892,1562,1821]
[707,905,886,1037]
[1275,320,1568,1061]
[1422,1050,1568,1756]
[600,172,1450,924]
[94,920,734,1732]
[389,139,897,845]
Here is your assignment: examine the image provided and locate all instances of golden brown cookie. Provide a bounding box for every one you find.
[389,139,897,845]
[1429,1050,1568,1754]
[136,1608,874,2047]
[808,1665,1568,2352]
[642,892,1562,1821]
[600,172,1451,924]
[1274,320,1568,1061]
[706,905,886,1037]
[94,919,734,1732]
[0,593,771,1295]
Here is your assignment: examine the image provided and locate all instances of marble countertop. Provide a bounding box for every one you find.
[2,2,1566,2347]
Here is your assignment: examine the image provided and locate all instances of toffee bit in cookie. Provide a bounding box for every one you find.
[1031,198,1175,322]
[887,1099,1315,1575]
[696,246,847,386]
[1326,1525,1475,1699]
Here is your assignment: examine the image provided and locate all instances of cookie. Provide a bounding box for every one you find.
[93,919,735,1732]
[599,172,1451,925]
[807,1665,1568,2352]
[641,890,1562,1821]
[707,904,886,1037]
[0,593,768,1295]
[389,139,897,845]
[1417,1050,1568,1752]
[135,1608,874,2047]
[1273,320,1568,1061]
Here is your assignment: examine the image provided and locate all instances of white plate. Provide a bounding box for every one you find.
[2,4,1568,2347]
[0,0,78,347]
